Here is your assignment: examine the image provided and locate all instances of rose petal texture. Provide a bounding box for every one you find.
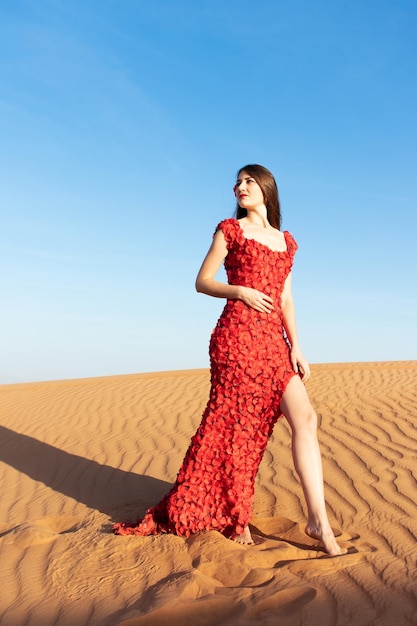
[113,218,298,539]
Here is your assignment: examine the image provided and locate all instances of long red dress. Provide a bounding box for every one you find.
[113,218,298,538]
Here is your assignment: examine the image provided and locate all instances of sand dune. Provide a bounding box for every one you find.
[0,361,416,625]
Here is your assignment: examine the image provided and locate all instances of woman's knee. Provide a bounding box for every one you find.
[289,405,318,434]
[304,407,318,431]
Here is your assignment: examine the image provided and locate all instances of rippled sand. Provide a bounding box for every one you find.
[0,362,416,625]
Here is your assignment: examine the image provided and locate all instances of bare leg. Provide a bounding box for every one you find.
[280,376,344,556]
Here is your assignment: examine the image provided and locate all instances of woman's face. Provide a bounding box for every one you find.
[233,171,265,210]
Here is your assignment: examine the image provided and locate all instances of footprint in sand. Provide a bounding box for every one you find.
[245,585,317,620]
[186,532,273,588]
[119,595,240,626]
[0,515,83,548]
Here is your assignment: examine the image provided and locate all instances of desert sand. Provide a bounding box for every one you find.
[0,361,416,625]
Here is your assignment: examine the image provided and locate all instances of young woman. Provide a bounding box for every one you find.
[114,164,343,556]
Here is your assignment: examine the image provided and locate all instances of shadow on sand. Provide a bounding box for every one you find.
[0,425,171,520]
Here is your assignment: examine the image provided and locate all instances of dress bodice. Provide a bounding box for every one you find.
[217,218,298,306]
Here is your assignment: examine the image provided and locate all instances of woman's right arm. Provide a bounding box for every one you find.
[195,229,241,299]
[195,229,274,313]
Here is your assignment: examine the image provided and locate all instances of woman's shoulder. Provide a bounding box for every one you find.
[283,230,298,254]
[215,217,238,232]
[213,218,240,247]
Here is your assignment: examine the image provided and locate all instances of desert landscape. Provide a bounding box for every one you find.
[0,361,416,625]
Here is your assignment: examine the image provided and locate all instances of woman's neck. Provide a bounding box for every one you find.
[244,206,269,229]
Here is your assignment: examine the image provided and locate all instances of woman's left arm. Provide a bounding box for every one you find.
[281,272,311,382]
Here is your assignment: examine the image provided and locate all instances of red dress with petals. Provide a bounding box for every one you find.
[113,218,298,538]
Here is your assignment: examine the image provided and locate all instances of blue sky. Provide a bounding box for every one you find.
[1,0,416,383]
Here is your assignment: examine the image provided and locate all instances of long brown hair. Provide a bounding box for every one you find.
[234,164,282,230]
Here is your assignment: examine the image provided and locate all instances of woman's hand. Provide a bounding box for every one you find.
[290,347,311,382]
[238,286,274,314]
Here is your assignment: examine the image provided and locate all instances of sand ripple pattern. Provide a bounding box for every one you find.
[0,362,416,625]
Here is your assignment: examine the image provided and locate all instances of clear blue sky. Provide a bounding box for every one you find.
[1,0,416,383]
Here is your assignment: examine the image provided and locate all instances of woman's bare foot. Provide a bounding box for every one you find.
[233,526,254,545]
[305,524,345,556]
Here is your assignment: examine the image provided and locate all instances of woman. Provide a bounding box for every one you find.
[114,164,343,556]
